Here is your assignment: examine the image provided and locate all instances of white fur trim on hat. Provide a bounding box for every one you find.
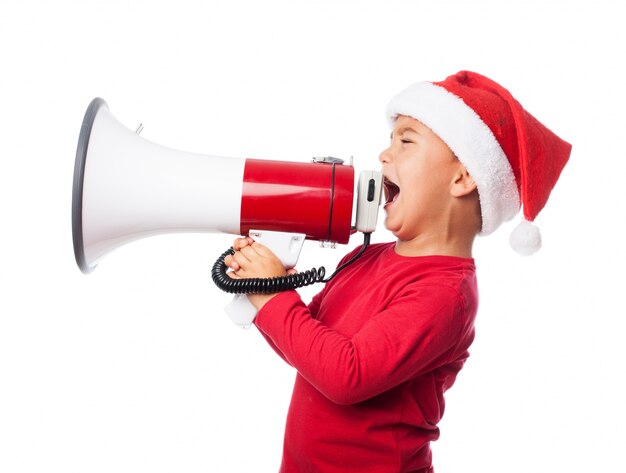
[386,82,520,235]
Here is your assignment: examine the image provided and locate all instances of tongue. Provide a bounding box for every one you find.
[384,183,399,205]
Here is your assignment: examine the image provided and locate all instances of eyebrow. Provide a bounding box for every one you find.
[390,125,422,139]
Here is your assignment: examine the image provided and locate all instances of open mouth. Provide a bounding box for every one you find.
[383,177,400,206]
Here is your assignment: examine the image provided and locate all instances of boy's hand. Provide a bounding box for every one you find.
[223,237,295,311]
[224,237,287,279]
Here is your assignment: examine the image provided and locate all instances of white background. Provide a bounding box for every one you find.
[1,1,624,472]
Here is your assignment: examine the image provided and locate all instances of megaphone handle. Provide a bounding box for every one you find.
[224,295,258,329]
[223,230,307,328]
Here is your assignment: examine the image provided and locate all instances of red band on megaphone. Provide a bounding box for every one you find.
[240,159,354,243]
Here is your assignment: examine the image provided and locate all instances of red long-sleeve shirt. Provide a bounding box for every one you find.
[254,242,478,473]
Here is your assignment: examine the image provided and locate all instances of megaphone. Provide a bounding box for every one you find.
[72,98,382,325]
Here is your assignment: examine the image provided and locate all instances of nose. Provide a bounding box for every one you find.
[378,145,392,164]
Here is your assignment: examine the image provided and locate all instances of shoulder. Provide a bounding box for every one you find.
[332,243,478,317]
[386,254,479,323]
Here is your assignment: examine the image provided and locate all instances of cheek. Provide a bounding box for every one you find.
[400,170,447,212]
[399,164,428,200]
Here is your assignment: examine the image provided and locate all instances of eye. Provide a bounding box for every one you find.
[401,139,414,144]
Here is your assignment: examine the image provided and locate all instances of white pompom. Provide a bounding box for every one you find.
[509,219,542,256]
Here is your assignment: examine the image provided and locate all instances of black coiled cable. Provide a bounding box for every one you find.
[211,233,371,294]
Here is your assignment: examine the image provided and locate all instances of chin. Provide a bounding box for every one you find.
[383,220,402,239]
[383,208,403,232]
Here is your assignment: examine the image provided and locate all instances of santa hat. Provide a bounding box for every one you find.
[386,70,572,255]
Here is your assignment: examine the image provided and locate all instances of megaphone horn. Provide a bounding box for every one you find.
[72,98,366,274]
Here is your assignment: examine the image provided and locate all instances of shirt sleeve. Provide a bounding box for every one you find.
[255,247,360,364]
[256,288,325,366]
[254,284,470,406]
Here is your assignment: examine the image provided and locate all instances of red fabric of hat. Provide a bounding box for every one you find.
[435,71,571,223]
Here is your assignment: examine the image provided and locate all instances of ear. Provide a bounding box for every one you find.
[450,166,477,198]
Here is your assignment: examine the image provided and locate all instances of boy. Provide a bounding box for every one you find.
[224,71,571,473]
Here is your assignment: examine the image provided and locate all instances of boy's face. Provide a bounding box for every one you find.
[379,115,462,241]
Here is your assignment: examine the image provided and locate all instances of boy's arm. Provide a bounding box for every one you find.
[256,288,325,366]
[254,285,470,406]
[248,246,356,365]
[226,239,471,405]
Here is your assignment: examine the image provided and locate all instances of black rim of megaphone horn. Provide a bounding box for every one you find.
[72,97,108,274]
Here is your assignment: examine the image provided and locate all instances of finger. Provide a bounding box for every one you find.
[232,250,252,266]
[240,244,263,259]
[224,255,240,271]
[236,236,255,250]
[250,241,274,257]
[286,268,298,275]
[233,237,251,251]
